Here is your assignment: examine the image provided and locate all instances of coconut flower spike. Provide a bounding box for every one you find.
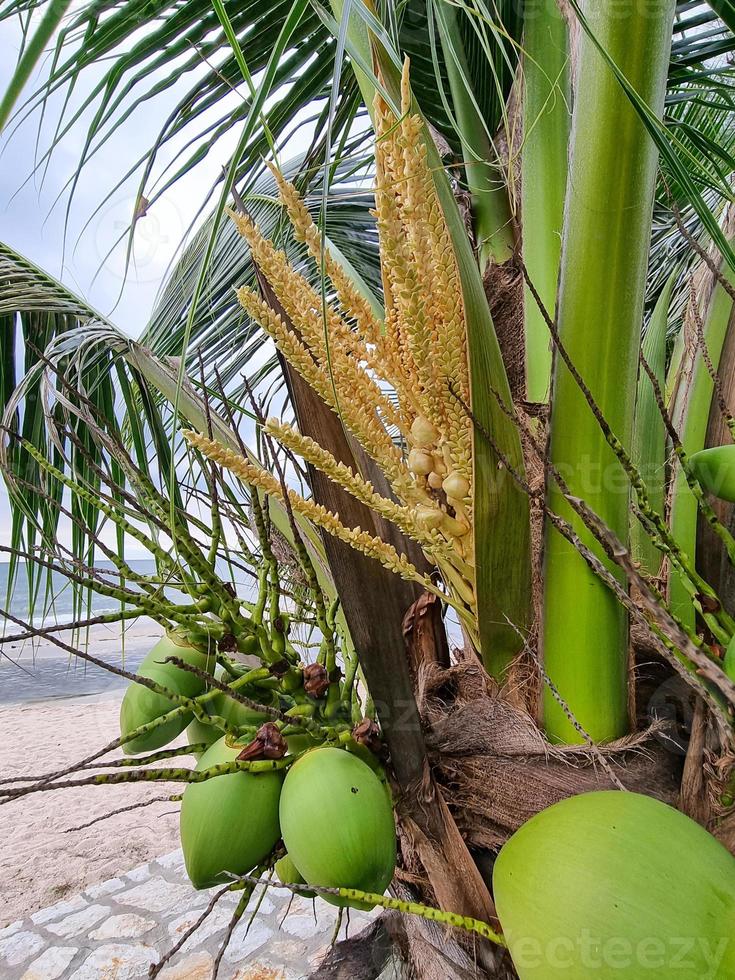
[183,430,455,606]
[266,161,382,345]
[215,60,479,640]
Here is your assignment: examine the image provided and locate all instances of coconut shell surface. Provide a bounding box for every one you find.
[275,853,316,898]
[279,747,396,909]
[120,634,213,754]
[205,666,274,730]
[186,715,221,754]
[493,790,735,978]
[689,445,735,503]
[180,736,283,889]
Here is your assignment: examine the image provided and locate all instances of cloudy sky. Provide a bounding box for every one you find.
[0,18,234,330]
[0,13,290,557]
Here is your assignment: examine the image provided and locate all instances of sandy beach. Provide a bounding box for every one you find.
[0,619,194,926]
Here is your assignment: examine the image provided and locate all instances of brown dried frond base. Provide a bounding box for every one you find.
[415,660,681,853]
[483,258,525,404]
[704,742,735,850]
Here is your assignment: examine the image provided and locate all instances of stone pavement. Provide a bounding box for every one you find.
[0,849,376,979]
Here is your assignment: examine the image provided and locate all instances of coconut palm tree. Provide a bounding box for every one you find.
[4,1,735,977]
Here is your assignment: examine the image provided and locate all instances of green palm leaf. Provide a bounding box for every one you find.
[140,154,381,399]
[0,242,332,617]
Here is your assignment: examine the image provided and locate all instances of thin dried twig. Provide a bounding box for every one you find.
[671,201,735,306]
[65,795,181,833]
[0,745,204,787]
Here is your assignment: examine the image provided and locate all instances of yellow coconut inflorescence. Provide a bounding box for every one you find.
[410,415,439,447]
[183,59,479,650]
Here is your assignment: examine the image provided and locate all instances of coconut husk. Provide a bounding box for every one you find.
[709,751,735,852]
[308,899,504,980]
[679,696,711,824]
[389,882,510,980]
[416,661,680,851]
[308,913,405,979]
[397,914,496,980]
[484,258,525,403]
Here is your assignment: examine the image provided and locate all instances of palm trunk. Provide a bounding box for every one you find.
[542,0,675,744]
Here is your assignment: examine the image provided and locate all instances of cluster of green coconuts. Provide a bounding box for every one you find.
[119,633,396,905]
[120,632,735,977]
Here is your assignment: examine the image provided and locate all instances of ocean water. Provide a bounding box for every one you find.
[0,558,160,629]
[0,559,163,704]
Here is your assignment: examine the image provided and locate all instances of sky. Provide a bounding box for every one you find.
[0,19,234,332]
[0,13,313,560]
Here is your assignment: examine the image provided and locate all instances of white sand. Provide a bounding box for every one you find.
[0,623,194,926]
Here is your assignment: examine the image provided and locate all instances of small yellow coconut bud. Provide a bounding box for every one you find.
[442,472,470,500]
[416,504,444,530]
[410,416,439,447]
[408,448,434,476]
[427,471,443,490]
[441,513,471,537]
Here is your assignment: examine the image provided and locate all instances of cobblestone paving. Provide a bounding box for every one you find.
[0,850,374,979]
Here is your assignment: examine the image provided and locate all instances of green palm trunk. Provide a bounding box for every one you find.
[542,0,675,744]
[630,274,673,576]
[522,0,570,403]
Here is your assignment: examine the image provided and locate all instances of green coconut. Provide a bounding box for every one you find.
[275,853,316,899]
[723,634,735,682]
[284,732,321,756]
[207,668,274,731]
[180,735,283,889]
[493,790,735,979]
[279,747,395,909]
[120,633,214,755]
[689,445,735,502]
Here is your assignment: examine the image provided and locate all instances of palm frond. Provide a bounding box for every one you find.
[140,152,380,403]
[0,243,332,616]
[0,0,357,255]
